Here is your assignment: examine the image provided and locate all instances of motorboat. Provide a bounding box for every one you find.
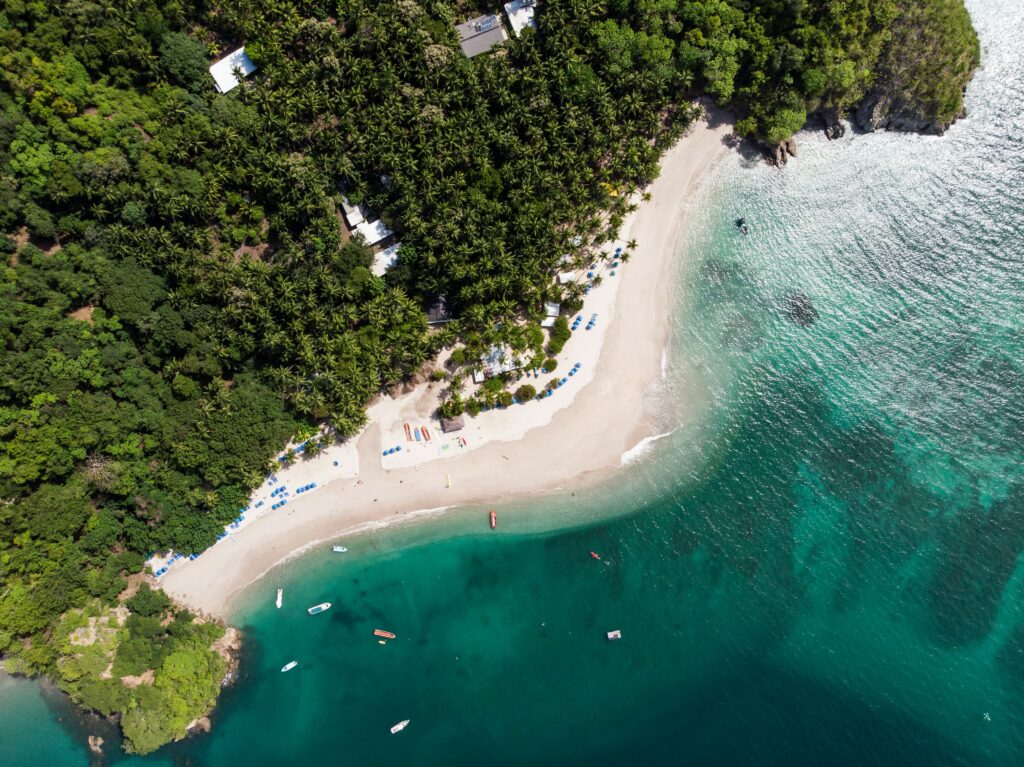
[307,602,332,615]
[332,545,348,553]
[390,720,410,734]
[281,661,298,672]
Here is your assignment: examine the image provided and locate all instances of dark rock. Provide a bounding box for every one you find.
[785,292,819,327]
[821,108,846,140]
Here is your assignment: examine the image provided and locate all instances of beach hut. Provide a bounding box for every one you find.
[456,14,508,57]
[209,47,257,93]
[503,0,537,37]
[441,416,465,433]
[540,301,561,328]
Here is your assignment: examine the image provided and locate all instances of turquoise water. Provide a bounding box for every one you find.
[3,1,1023,763]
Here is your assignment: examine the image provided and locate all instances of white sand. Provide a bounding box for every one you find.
[159,108,734,617]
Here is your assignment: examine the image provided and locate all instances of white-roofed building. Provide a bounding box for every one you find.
[340,196,365,229]
[372,242,401,277]
[355,219,393,246]
[540,301,561,328]
[472,345,520,383]
[209,47,257,94]
[503,0,537,37]
[558,272,576,285]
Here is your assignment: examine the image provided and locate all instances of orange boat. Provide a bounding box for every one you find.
[490,510,497,529]
[590,551,601,560]
[374,629,396,639]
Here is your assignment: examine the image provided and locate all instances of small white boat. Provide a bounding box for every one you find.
[276,588,283,609]
[607,629,622,640]
[332,545,348,553]
[390,719,410,734]
[281,661,298,673]
[307,602,332,615]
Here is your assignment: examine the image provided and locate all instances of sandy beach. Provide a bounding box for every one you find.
[159,107,734,617]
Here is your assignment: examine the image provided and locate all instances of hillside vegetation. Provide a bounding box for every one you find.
[0,0,977,753]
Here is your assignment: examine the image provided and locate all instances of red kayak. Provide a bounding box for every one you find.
[590,551,601,560]
[374,629,396,639]
[490,511,497,529]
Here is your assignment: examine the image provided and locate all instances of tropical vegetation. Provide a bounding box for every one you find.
[0,0,977,753]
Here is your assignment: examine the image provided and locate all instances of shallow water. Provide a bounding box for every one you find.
[3,0,1023,763]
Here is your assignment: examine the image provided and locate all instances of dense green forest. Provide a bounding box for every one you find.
[0,0,977,753]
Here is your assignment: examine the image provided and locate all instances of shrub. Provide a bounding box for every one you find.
[546,316,571,355]
[127,584,172,618]
[543,358,558,372]
[497,391,514,407]
[515,384,536,401]
[159,32,209,92]
[465,399,482,417]
[431,369,448,381]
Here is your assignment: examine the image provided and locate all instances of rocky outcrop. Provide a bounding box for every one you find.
[854,91,960,135]
[210,625,242,687]
[821,108,846,140]
[186,716,212,734]
[771,138,799,166]
[88,735,104,755]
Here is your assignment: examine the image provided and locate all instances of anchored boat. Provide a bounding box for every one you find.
[307,602,332,615]
[490,510,497,529]
[374,629,396,639]
[276,588,283,608]
[281,661,298,672]
[332,545,348,553]
[390,720,410,734]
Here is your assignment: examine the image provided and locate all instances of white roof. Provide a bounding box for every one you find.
[479,345,519,379]
[372,242,401,277]
[558,272,576,284]
[210,47,257,94]
[503,0,537,37]
[340,196,365,228]
[544,301,560,317]
[355,219,393,246]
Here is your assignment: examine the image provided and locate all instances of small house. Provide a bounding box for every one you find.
[441,415,465,433]
[503,0,537,37]
[340,196,365,229]
[355,219,394,247]
[456,14,508,58]
[541,301,561,328]
[210,47,257,94]
[472,345,520,383]
[372,242,401,277]
[427,297,452,325]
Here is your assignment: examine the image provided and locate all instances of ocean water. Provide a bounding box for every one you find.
[3,0,1023,763]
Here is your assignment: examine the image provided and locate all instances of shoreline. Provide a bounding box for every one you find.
[159,107,735,618]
